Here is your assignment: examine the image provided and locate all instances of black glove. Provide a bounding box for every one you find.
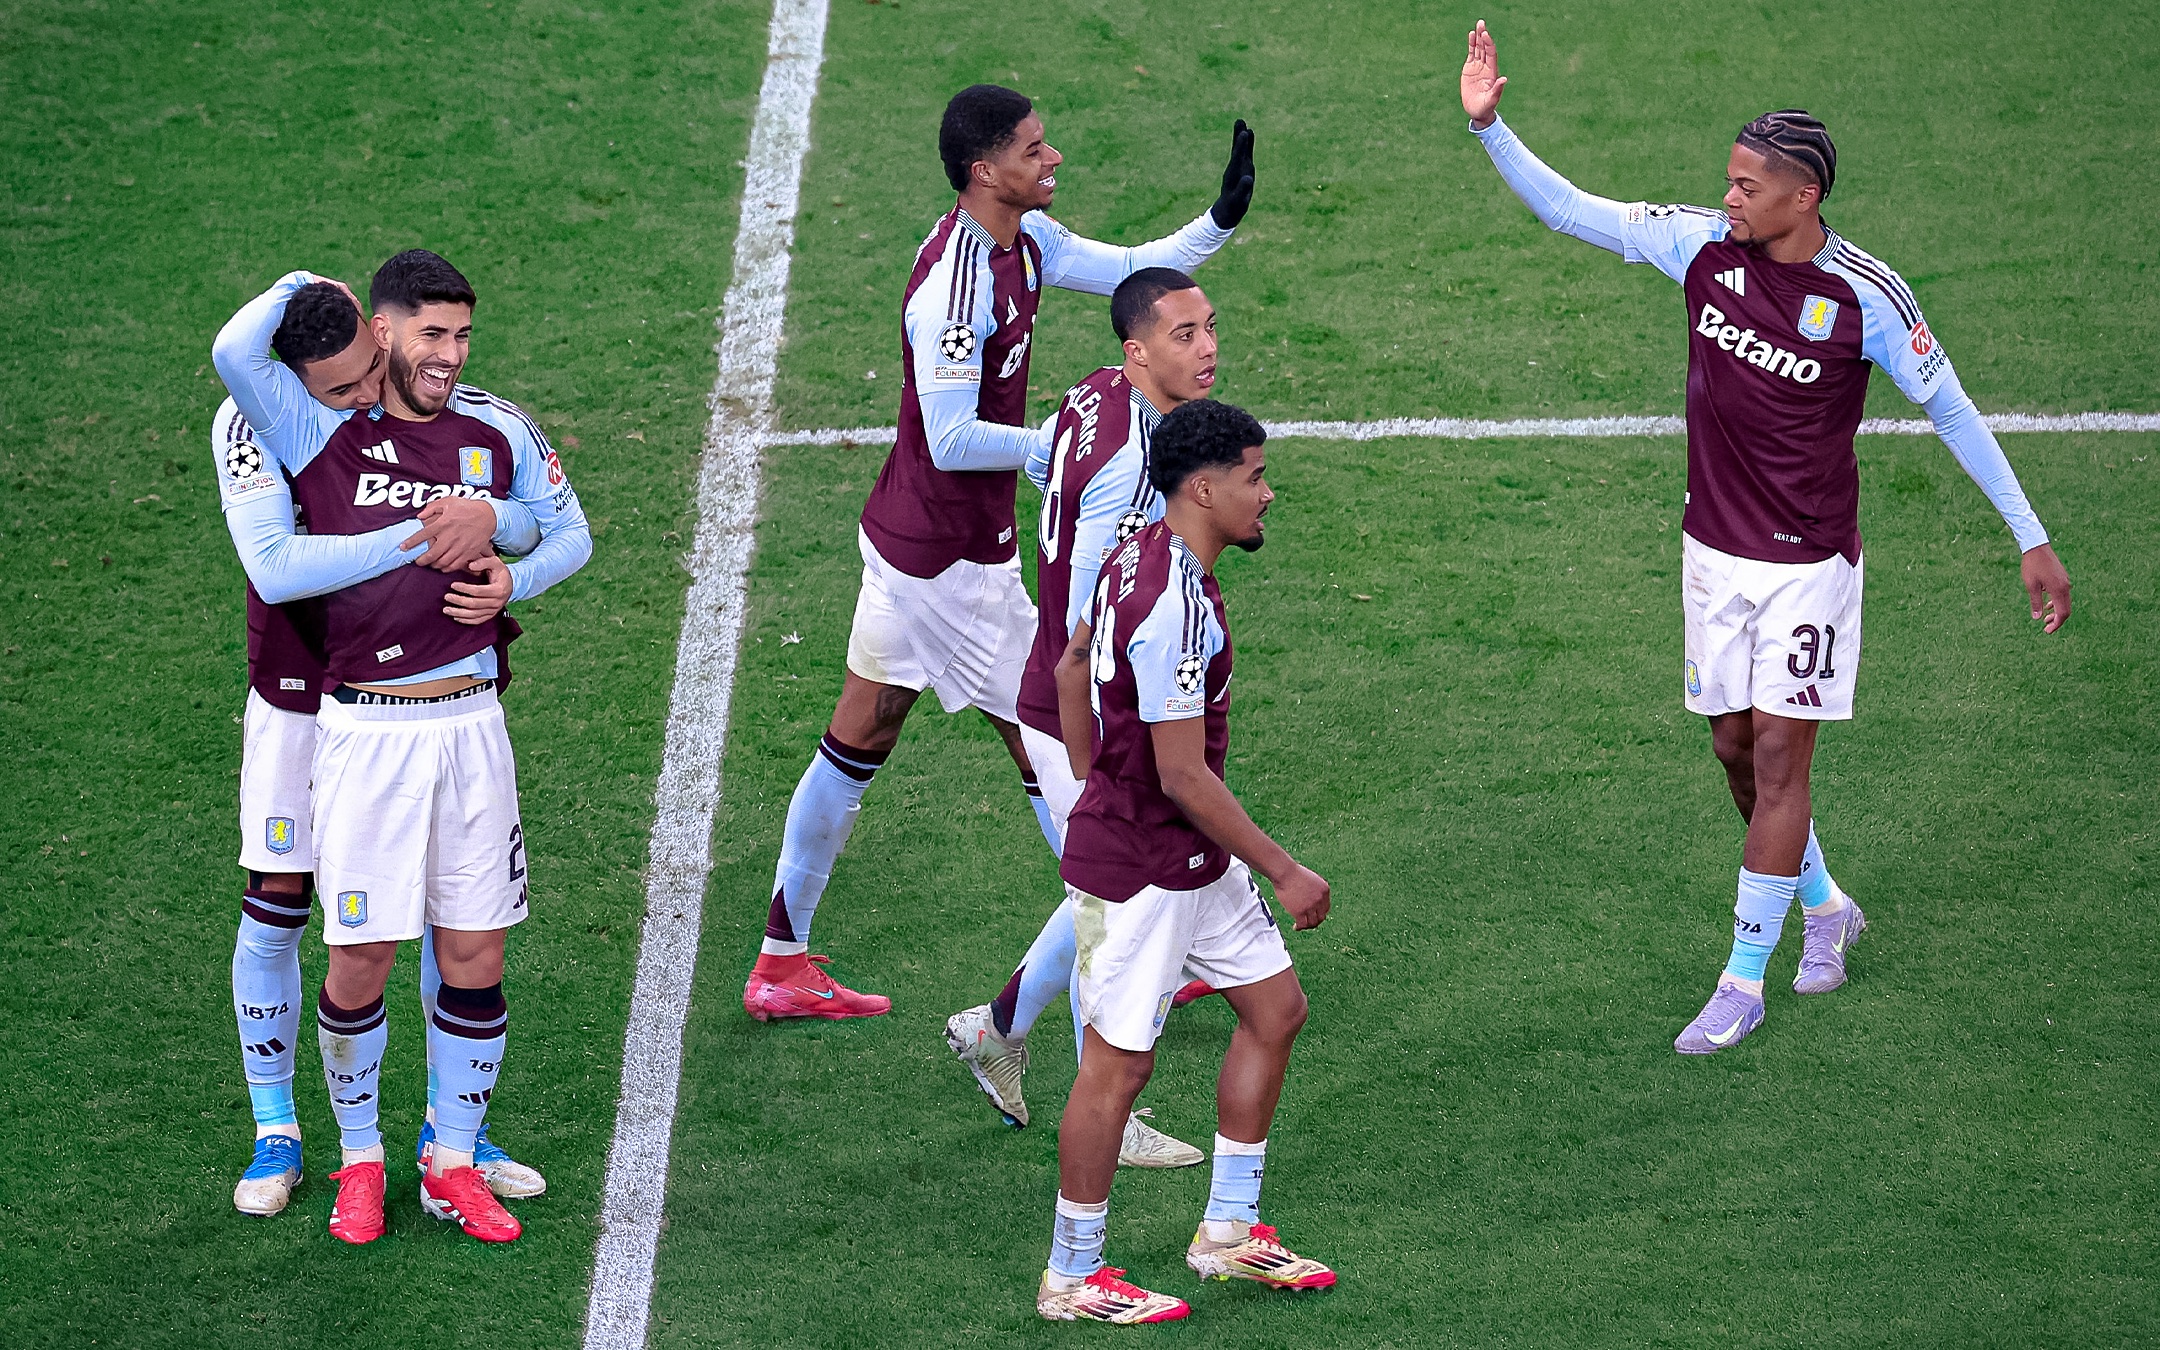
[1209,118,1256,229]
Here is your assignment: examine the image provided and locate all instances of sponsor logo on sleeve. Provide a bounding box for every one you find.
[266,817,296,855]
[1797,295,1840,342]
[223,440,264,479]
[336,891,368,927]
[1164,652,1207,715]
[1909,321,1948,384]
[544,447,566,487]
[460,447,493,487]
[937,322,976,363]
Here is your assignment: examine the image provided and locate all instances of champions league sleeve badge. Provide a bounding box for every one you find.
[1798,295,1840,342]
[460,446,493,487]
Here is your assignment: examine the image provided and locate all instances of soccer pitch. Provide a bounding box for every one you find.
[2,0,2155,1344]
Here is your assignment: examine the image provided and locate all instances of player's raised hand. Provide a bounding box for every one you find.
[444,555,513,625]
[1462,19,1507,129]
[2021,543,2072,633]
[1274,862,1332,931]
[1210,119,1256,229]
[405,495,500,572]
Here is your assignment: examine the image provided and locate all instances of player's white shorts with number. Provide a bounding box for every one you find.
[310,684,528,946]
[846,527,1034,725]
[1072,861,1293,1053]
[1019,722,1083,839]
[1682,532,1863,722]
[238,690,316,873]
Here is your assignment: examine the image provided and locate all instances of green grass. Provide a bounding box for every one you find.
[3,0,2157,1346]
[0,1,766,1344]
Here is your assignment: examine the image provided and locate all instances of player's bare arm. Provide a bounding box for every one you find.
[1149,716,1330,930]
[1461,19,1507,130]
[1055,620,1095,783]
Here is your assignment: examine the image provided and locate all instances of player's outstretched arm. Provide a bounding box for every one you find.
[1029,121,1253,296]
[1150,717,1330,930]
[213,409,420,602]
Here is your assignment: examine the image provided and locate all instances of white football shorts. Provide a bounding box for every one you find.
[1072,860,1293,1053]
[1682,531,1864,722]
[238,689,317,873]
[1019,721,1084,842]
[310,684,529,946]
[846,527,1034,726]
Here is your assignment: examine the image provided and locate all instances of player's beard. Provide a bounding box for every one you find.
[388,345,458,416]
[1232,525,1265,553]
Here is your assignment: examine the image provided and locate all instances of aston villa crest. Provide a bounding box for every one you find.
[1798,295,1839,342]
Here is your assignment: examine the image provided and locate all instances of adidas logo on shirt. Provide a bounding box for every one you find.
[1714,266,1746,296]
[360,440,399,464]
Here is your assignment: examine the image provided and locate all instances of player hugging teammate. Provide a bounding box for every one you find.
[211,249,590,1243]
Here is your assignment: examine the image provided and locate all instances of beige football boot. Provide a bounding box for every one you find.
[1186,1221,1338,1289]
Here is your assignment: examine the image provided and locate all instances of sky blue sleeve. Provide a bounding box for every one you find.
[1472,115,1727,283]
[1028,209,1233,297]
[489,399,594,602]
[1923,373,2050,552]
[1128,571,1222,724]
[211,406,418,602]
[908,255,1046,473]
[210,271,347,475]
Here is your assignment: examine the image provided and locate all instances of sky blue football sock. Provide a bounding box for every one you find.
[993,899,1078,1041]
[1203,1135,1267,1231]
[1725,868,1798,983]
[427,981,507,1156]
[419,926,442,1120]
[1796,823,1844,910]
[1049,1193,1110,1281]
[233,888,308,1133]
[1021,771,1063,858]
[761,733,886,956]
[317,989,387,1152]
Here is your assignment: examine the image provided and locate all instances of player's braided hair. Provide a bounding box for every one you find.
[1111,268,1198,342]
[271,281,363,371]
[1737,109,1836,201]
[1149,399,1265,496]
[940,84,1034,192]
[369,248,476,314]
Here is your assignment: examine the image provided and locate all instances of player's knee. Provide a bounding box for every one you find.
[1241,983,1308,1048]
[1710,721,1753,773]
[248,869,312,897]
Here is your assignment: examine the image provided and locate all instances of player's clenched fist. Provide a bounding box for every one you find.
[1461,19,1507,130]
[1273,862,1331,931]
[444,555,512,625]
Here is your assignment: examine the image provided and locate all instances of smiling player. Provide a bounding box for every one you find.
[746,85,1259,1021]
[1460,21,2071,1053]
[217,250,592,1242]
[212,274,547,1218]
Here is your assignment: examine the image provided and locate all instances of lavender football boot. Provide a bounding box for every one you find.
[1793,897,1866,994]
[1673,980,1766,1055]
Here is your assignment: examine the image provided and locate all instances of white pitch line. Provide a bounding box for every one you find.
[763,409,2160,448]
[582,3,829,1348]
